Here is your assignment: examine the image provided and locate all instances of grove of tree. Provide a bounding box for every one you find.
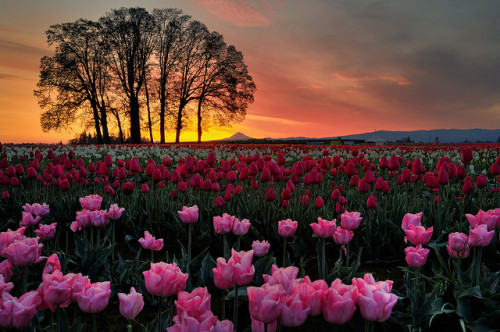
[35,7,256,144]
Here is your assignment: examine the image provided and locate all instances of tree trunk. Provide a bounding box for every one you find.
[91,104,103,144]
[130,94,141,143]
[99,106,111,144]
[144,78,154,143]
[197,98,203,143]
[175,101,185,144]
[159,83,166,144]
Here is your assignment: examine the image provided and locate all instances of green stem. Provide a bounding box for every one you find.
[169,296,174,327]
[321,238,326,280]
[111,222,116,262]
[233,284,239,332]
[364,320,374,332]
[346,244,350,267]
[96,227,101,248]
[282,237,288,267]
[223,233,229,260]
[188,223,192,275]
[57,307,61,332]
[474,246,482,287]
[51,310,54,332]
[22,266,28,294]
[93,313,98,332]
[127,324,132,332]
[158,296,162,332]
[222,290,226,320]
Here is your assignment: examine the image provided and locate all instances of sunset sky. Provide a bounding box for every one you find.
[1,0,500,143]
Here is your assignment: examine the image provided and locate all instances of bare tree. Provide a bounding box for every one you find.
[100,7,156,144]
[172,20,209,143]
[35,19,112,143]
[153,9,190,143]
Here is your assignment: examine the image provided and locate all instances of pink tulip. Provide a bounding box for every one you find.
[143,262,188,297]
[310,217,336,238]
[23,203,50,217]
[213,213,234,234]
[168,311,218,332]
[322,279,358,324]
[333,227,354,246]
[2,237,43,267]
[65,273,90,302]
[88,210,109,227]
[252,240,270,257]
[0,260,13,282]
[280,292,310,326]
[340,211,362,230]
[228,249,255,285]
[138,231,164,251]
[75,281,111,313]
[278,219,298,238]
[118,287,144,320]
[177,205,199,224]
[214,319,234,332]
[247,283,285,324]
[39,270,73,311]
[263,265,299,295]
[79,194,103,211]
[401,212,423,231]
[232,218,251,235]
[468,224,494,247]
[0,228,25,255]
[213,257,235,289]
[42,253,61,275]
[292,276,328,316]
[175,287,212,319]
[35,223,57,241]
[446,232,470,259]
[404,225,433,245]
[465,210,498,231]
[405,245,430,267]
[0,291,42,329]
[106,204,125,220]
[352,274,397,322]
[0,275,13,295]
[20,212,41,227]
[251,317,277,332]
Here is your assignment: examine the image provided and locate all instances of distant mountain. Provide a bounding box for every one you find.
[341,129,500,143]
[216,129,500,144]
[219,132,255,141]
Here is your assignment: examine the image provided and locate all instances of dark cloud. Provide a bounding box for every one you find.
[0,73,27,80]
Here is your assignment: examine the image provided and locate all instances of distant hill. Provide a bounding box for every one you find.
[219,132,255,141]
[216,129,500,144]
[341,129,500,143]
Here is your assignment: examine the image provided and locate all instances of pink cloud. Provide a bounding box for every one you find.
[197,0,282,27]
[332,71,411,86]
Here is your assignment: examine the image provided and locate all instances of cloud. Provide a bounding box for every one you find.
[0,73,27,80]
[246,114,314,126]
[332,71,411,87]
[0,39,47,54]
[196,0,283,27]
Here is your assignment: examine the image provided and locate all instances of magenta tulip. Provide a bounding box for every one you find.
[401,212,423,231]
[310,217,336,238]
[79,194,102,211]
[404,245,430,267]
[213,213,234,234]
[247,283,285,324]
[143,262,188,297]
[138,231,164,251]
[0,291,41,329]
[322,278,358,324]
[468,224,494,247]
[278,219,298,238]
[404,225,433,245]
[2,237,43,267]
[35,223,57,241]
[252,240,270,257]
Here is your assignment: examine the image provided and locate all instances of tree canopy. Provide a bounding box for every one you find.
[35,7,256,144]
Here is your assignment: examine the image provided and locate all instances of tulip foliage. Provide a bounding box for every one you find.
[0,142,499,331]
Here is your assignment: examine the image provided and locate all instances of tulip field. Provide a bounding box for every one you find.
[1,142,500,331]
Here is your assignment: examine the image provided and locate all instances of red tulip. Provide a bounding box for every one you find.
[314,196,324,209]
[461,148,473,164]
[367,195,378,209]
[122,182,135,195]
